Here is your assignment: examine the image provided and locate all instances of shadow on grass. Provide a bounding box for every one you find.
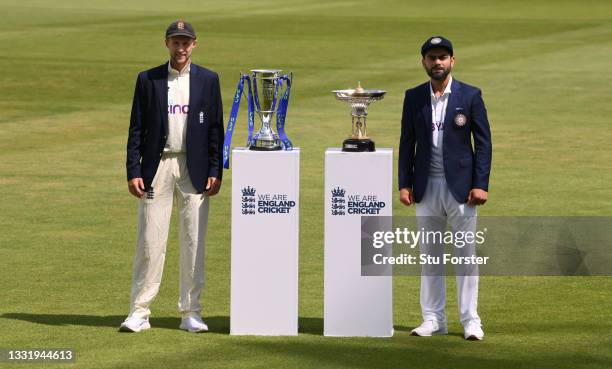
[298,317,323,335]
[1,313,471,339]
[0,313,328,335]
[0,313,230,334]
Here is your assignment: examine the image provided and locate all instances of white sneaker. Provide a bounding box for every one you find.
[119,317,151,333]
[464,320,484,340]
[179,316,209,333]
[410,320,448,336]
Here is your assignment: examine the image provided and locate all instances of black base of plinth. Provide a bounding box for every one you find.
[249,145,283,151]
[342,138,375,152]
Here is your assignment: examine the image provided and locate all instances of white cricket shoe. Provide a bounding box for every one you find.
[119,317,151,333]
[464,320,484,340]
[410,320,448,336]
[179,316,209,333]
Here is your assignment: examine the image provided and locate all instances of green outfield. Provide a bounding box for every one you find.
[1,0,612,368]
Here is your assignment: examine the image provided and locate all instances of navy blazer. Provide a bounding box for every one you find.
[398,78,492,203]
[126,62,224,193]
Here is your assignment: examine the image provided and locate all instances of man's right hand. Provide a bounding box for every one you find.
[128,178,145,198]
[399,188,415,207]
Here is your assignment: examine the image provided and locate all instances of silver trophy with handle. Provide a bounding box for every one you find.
[249,69,286,151]
[333,82,386,152]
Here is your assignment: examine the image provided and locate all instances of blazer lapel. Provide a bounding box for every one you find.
[154,63,169,136]
[188,65,202,129]
[420,83,433,145]
[445,78,461,125]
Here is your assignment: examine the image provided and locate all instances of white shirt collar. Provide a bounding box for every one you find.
[429,76,453,98]
[168,60,191,76]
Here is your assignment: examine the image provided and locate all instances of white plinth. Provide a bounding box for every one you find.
[324,148,393,337]
[230,148,299,335]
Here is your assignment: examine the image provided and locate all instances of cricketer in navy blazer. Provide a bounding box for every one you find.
[126,62,224,193]
[398,78,492,203]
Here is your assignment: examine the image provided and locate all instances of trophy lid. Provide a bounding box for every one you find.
[333,81,386,99]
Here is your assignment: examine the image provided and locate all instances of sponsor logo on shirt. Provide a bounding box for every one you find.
[431,122,444,131]
[168,102,189,115]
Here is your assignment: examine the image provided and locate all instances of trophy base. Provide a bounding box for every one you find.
[249,146,283,151]
[342,138,375,152]
[249,139,283,151]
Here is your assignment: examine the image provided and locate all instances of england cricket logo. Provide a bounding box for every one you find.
[241,186,256,215]
[331,187,346,216]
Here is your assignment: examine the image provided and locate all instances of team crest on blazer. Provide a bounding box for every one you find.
[454,113,467,127]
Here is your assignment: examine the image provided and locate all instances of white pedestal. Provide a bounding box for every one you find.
[324,148,394,337]
[230,148,299,335]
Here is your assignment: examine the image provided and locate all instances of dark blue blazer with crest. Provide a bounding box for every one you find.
[398,78,492,203]
[126,62,224,193]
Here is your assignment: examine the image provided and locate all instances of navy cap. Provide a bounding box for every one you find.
[165,20,196,39]
[421,36,453,56]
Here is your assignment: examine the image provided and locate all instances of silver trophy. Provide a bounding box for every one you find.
[249,69,286,151]
[332,82,386,152]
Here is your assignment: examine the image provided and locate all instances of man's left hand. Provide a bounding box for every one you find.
[205,177,221,196]
[467,188,488,206]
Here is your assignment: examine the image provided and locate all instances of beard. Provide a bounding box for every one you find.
[426,66,451,81]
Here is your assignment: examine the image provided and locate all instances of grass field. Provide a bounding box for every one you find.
[1,0,612,368]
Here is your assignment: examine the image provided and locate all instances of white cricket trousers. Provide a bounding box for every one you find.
[416,176,481,326]
[128,152,209,320]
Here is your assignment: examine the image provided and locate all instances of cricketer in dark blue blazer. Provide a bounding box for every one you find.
[398,78,492,204]
[126,62,224,194]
